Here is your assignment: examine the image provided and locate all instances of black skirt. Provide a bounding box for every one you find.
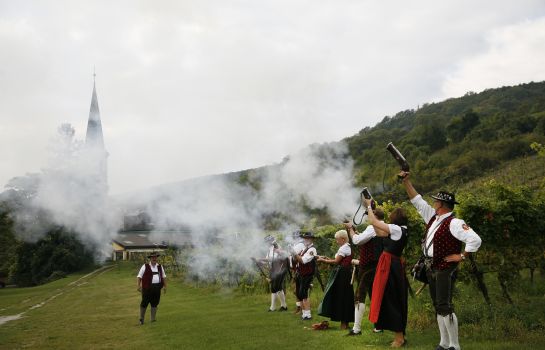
[375,258,408,333]
[318,265,355,323]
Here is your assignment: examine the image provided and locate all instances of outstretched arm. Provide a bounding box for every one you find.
[400,171,418,200]
[317,255,343,264]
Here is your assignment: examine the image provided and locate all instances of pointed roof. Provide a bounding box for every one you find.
[85,76,105,149]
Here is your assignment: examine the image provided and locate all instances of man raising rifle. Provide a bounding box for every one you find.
[399,171,481,350]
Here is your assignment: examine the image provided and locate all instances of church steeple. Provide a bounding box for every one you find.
[84,72,108,194]
[86,72,105,149]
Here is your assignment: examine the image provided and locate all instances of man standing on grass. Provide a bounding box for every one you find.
[399,171,481,350]
[344,208,385,336]
[137,252,167,325]
[289,231,306,314]
[256,235,289,312]
[292,231,317,321]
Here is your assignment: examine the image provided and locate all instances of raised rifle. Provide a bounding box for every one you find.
[250,257,269,282]
[386,142,410,180]
[352,187,377,225]
[314,260,325,292]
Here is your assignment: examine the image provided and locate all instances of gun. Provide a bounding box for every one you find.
[352,187,376,225]
[468,254,491,305]
[386,142,410,180]
[250,257,269,282]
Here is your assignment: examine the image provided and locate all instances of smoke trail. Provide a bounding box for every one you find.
[137,140,359,283]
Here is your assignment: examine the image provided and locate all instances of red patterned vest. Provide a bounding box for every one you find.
[141,263,164,289]
[297,246,316,276]
[359,237,382,267]
[339,254,353,268]
[425,215,462,270]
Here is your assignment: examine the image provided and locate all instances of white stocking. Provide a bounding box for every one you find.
[353,303,365,333]
[437,314,450,348]
[443,313,460,350]
[270,293,277,311]
[277,291,287,307]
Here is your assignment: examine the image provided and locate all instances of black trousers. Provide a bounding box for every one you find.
[141,284,162,308]
[427,265,458,316]
[296,274,313,300]
[270,270,287,293]
[355,264,377,304]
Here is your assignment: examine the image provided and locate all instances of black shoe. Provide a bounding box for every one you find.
[279,306,288,312]
[435,346,447,350]
[268,309,274,312]
[373,327,383,333]
[139,319,144,325]
[301,316,312,320]
[346,330,361,336]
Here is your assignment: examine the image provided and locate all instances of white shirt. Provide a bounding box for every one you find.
[335,243,351,258]
[411,194,482,256]
[137,263,167,284]
[300,244,317,264]
[293,242,305,255]
[290,241,306,268]
[351,215,385,245]
[266,245,286,262]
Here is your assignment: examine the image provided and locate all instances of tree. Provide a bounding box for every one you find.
[447,110,480,143]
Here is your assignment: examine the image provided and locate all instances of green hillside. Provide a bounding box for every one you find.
[345,81,545,201]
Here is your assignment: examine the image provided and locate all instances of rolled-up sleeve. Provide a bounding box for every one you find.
[137,265,145,278]
[352,225,375,245]
[411,194,435,223]
[301,247,317,264]
[450,219,482,252]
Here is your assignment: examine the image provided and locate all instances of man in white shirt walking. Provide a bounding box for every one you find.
[137,252,167,325]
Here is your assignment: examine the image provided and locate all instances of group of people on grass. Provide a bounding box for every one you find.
[257,171,482,350]
[135,171,482,350]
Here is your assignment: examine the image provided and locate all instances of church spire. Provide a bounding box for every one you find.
[84,72,109,194]
[86,72,105,149]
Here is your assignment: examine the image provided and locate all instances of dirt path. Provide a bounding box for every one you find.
[0,265,115,326]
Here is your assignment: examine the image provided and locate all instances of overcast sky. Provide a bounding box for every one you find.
[1,1,545,195]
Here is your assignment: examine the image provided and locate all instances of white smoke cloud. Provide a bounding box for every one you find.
[7,124,121,257]
[139,140,359,283]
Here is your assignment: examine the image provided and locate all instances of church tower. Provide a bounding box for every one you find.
[85,73,109,194]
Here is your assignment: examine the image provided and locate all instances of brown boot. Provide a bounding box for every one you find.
[294,306,302,314]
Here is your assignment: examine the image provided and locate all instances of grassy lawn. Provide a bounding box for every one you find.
[1,262,544,349]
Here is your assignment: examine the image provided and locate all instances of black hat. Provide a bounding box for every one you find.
[431,191,459,204]
[292,230,302,239]
[301,231,315,239]
[147,252,161,258]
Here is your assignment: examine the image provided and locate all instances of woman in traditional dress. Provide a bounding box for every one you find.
[365,200,409,348]
[317,229,355,330]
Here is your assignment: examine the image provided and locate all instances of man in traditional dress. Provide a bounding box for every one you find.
[400,171,482,350]
[289,231,306,314]
[258,235,289,312]
[137,252,167,325]
[292,231,318,320]
[344,208,385,336]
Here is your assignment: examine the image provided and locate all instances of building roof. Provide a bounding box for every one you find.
[112,231,168,249]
